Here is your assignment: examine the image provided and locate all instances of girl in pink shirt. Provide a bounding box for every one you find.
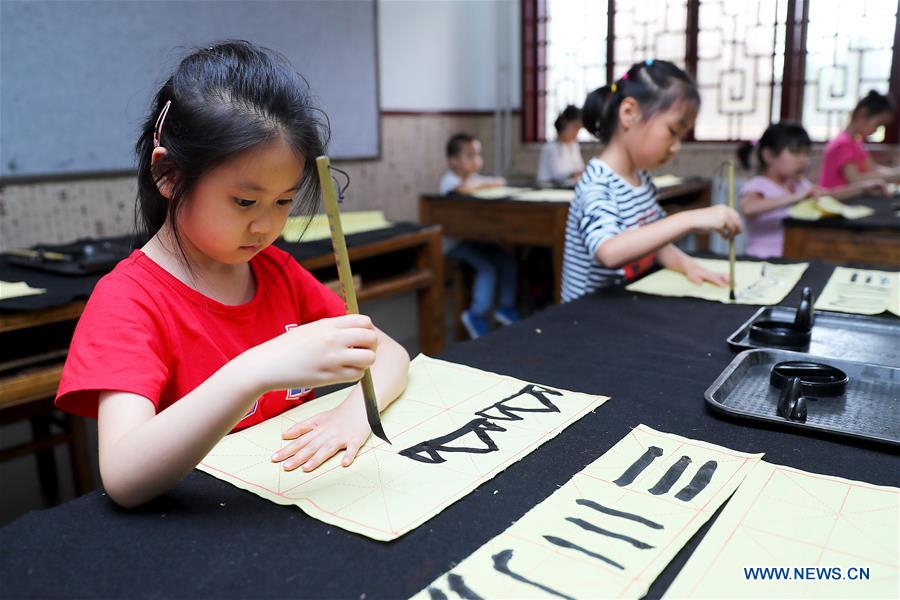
[737,122,884,258]
[820,90,899,189]
[737,123,818,258]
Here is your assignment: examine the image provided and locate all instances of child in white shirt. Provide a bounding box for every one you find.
[537,105,584,185]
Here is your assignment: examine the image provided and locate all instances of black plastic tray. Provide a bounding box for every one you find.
[706,349,900,446]
[728,306,900,367]
[4,239,132,275]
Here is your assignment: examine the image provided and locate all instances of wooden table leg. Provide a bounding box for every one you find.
[692,187,711,251]
[552,211,568,303]
[30,416,60,506]
[695,232,710,252]
[416,228,446,355]
[68,414,95,496]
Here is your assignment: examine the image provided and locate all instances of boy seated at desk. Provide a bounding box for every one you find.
[439,133,519,339]
[439,133,506,195]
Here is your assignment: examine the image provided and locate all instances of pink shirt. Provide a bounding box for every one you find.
[740,175,813,258]
[819,131,869,188]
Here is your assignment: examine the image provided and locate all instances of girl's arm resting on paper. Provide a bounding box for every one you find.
[97,352,266,508]
[97,314,379,507]
[657,243,693,272]
[658,243,730,287]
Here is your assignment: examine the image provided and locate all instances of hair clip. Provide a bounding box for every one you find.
[610,83,618,93]
[645,58,655,66]
[329,165,351,202]
[153,100,172,148]
[621,72,629,81]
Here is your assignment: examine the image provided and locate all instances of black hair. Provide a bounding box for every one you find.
[851,89,897,119]
[737,121,811,171]
[135,40,329,251]
[582,59,700,144]
[554,105,582,134]
[446,132,476,158]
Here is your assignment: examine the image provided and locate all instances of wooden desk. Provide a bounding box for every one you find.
[0,300,93,502]
[420,179,712,302]
[783,196,900,268]
[280,224,445,355]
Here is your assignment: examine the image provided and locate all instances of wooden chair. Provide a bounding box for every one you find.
[0,303,95,506]
[0,366,94,505]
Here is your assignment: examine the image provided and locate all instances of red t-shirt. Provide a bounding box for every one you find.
[55,245,346,431]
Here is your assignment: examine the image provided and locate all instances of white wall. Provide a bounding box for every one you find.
[378,0,521,111]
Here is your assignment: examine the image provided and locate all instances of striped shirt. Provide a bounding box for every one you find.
[561,158,666,301]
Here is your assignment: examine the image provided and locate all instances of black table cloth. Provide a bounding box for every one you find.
[1,260,897,599]
[783,195,900,232]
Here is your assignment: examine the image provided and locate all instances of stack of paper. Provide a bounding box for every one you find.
[788,196,874,221]
[0,280,46,301]
[281,211,391,243]
[651,174,684,188]
[468,187,533,199]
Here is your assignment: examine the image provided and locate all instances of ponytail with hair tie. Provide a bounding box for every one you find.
[580,59,699,144]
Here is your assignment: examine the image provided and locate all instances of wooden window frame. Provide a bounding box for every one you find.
[522,0,900,143]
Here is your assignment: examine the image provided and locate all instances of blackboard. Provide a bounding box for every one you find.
[0,0,379,179]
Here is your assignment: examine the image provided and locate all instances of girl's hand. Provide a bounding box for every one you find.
[683,263,730,288]
[272,393,371,472]
[246,314,377,393]
[803,185,825,201]
[690,205,743,239]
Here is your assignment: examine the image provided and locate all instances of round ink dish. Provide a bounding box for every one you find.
[770,361,848,397]
[749,320,811,347]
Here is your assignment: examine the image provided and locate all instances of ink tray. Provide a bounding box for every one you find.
[705,349,900,446]
[727,307,900,367]
[4,238,132,275]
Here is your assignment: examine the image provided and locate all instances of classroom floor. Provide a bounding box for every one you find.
[0,291,455,527]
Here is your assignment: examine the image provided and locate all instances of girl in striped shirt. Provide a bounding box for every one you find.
[561,59,742,302]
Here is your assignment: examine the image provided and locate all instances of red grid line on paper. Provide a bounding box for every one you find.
[308,401,600,536]
[197,462,400,536]
[685,465,900,597]
[738,524,899,569]
[200,359,607,538]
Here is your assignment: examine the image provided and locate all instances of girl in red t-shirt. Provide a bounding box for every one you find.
[56,41,410,507]
[819,90,899,189]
